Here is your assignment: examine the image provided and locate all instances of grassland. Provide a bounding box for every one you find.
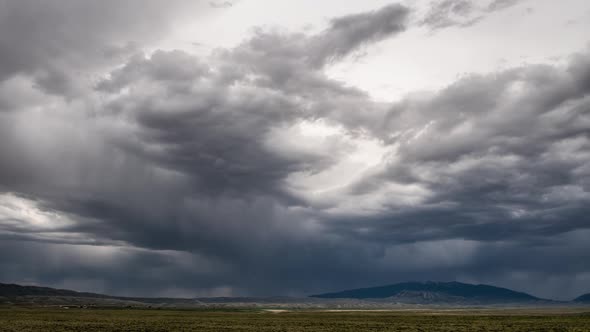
[1,306,590,331]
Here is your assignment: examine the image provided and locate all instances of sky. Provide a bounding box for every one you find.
[0,0,589,301]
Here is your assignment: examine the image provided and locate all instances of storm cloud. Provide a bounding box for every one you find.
[0,0,589,300]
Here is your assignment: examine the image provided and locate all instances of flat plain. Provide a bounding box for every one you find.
[1,307,590,332]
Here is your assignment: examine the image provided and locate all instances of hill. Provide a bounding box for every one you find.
[574,293,590,302]
[310,281,544,304]
[0,282,198,306]
[0,282,113,299]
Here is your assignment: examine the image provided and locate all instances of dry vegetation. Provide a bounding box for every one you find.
[1,306,590,331]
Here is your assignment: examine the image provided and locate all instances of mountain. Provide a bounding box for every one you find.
[0,282,198,306]
[1,281,559,308]
[310,281,544,304]
[0,282,113,299]
[574,293,590,302]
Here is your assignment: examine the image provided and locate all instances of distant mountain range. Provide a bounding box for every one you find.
[310,281,547,304]
[2,281,589,307]
[575,293,590,302]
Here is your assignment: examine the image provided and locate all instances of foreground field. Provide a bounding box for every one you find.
[1,307,590,331]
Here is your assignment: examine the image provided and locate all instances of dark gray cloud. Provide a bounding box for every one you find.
[0,0,205,97]
[0,1,589,301]
[308,4,409,66]
[334,51,590,246]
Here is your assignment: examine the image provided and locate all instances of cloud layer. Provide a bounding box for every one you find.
[0,0,589,300]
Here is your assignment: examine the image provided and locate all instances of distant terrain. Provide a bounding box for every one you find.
[1,281,589,309]
[311,281,546,304]
[0,282,199,307]
[575,293,590,303]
